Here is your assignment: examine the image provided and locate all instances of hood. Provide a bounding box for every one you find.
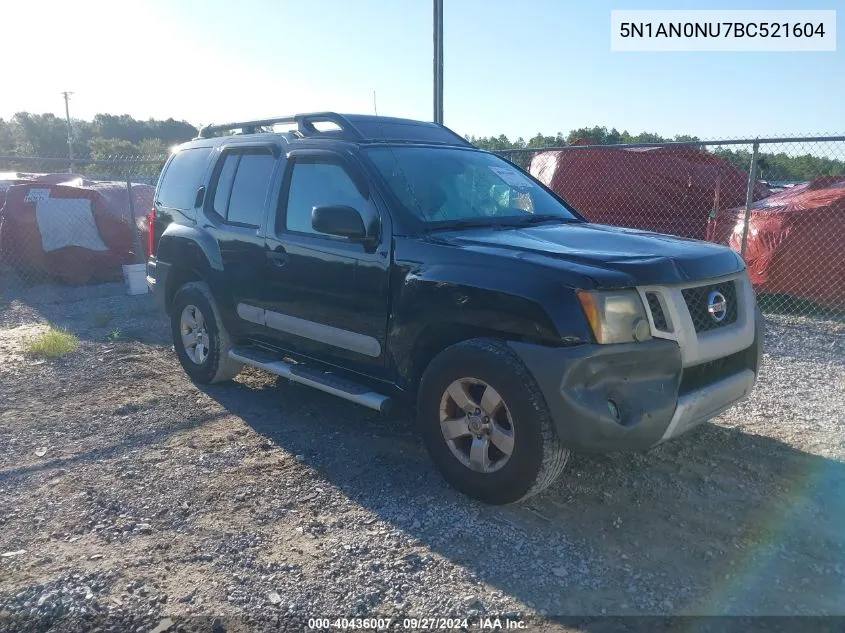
[430,222,745,288]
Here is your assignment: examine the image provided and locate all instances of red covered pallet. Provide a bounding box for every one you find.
[718,177,845,309]
[0,178,154,285]
[0,172,85,214]
[529,144,769,240]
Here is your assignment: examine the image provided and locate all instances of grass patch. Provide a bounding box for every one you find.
[26,327,79,358]
[90,311,113,328]
[107,329,122,341]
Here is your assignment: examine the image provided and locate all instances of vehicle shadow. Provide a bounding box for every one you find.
[199,375,845,617]
[0,411,227,483]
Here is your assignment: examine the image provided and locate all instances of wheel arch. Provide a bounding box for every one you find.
[169,279,243,384]
[407,322,505,394]
[157,226,221,315]
[164,266,204,314]
[389,265,573,392]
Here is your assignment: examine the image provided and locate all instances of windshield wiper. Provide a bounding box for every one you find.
[423,218,499,232]
[501,214,578,227]
[424,214,580,233]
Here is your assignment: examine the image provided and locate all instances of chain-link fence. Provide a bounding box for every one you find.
[1,138,844,322]
[0,153,167,184]
[0,154,166,287]
[498,135,845,320]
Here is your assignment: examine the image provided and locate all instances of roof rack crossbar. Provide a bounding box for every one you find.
[197,112,365,140]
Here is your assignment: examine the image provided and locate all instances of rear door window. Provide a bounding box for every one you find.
[210,149,277,228]
[156,147,212,210]
[212,153,240,217]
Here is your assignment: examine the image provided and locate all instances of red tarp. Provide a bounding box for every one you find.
[716,177,845,309]
[0,172,86,217]
[529,145,770,240]
[0,179,154,285]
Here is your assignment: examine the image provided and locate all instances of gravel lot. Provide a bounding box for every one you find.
[1,275,843,632]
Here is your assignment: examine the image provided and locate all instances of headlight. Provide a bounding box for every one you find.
[577,289,651,344]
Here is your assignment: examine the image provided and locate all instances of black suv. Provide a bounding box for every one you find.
[147,112,763,504]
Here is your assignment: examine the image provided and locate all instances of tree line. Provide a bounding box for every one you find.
[0,113,198,160]
[468,125,701,151]
[470,126,845,182]
[1,114,841,183]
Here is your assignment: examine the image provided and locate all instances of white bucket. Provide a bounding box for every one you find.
[122,263,148,296]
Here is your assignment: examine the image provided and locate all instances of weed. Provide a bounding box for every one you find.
[26,328,79,358]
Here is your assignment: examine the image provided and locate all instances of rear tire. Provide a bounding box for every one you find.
[171,281,242,384]
[417,338,569,504]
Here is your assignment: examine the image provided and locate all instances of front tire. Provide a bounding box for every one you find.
[417,338,569,504]
[171,281,242,384]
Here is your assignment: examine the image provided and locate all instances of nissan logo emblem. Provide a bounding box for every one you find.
[707,290,728,323]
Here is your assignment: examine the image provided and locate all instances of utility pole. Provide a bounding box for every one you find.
[433,0,444,124]
[62,91,75,173]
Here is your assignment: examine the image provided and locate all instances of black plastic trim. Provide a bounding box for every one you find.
[508,339,683,453]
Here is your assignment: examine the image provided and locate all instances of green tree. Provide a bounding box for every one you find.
[526,132,566,148]
[468,134,522,151]
[88,138,140,159]
[92,114,196,146]
[566,126,607,145]
[5,113,843,184]
[147,118,198,145]
[0,118,14,154]
[138,138,169,156]
[627,131,666,144]
[8,112,70,155]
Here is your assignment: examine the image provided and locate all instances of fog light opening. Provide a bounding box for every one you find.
[607,399,621,422]
[632,317,651,342]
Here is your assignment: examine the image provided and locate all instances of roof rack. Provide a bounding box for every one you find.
[197,112,365,140]
[196,112,473,148]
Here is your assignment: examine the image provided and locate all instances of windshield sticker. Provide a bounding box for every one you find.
[488,165,533,188]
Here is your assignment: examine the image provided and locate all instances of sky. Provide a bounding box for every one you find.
[0,0,841,141]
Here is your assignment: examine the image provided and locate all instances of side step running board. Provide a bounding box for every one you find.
[229,348,392,414]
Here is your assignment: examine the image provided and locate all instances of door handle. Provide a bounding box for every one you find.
[266,249,288,267]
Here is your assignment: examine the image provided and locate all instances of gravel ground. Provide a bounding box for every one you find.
[0,276,843,632]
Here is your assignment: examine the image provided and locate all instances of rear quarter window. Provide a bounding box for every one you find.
[156,147,213,210]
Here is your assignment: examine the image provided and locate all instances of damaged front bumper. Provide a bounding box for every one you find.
[508,308,764,453]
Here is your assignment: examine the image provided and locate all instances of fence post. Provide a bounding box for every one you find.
[126,177,143,264]
[740,139,760,258]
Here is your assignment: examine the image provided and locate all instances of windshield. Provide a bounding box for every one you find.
[366,146,580,227]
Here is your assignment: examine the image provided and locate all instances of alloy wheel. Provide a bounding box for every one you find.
[180,304,210,365]
[438,377,515,473]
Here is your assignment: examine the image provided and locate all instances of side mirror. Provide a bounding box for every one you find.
[311,205,366,240]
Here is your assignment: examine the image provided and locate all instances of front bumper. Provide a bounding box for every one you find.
[657,368,755,443]
[508,308,763,453]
